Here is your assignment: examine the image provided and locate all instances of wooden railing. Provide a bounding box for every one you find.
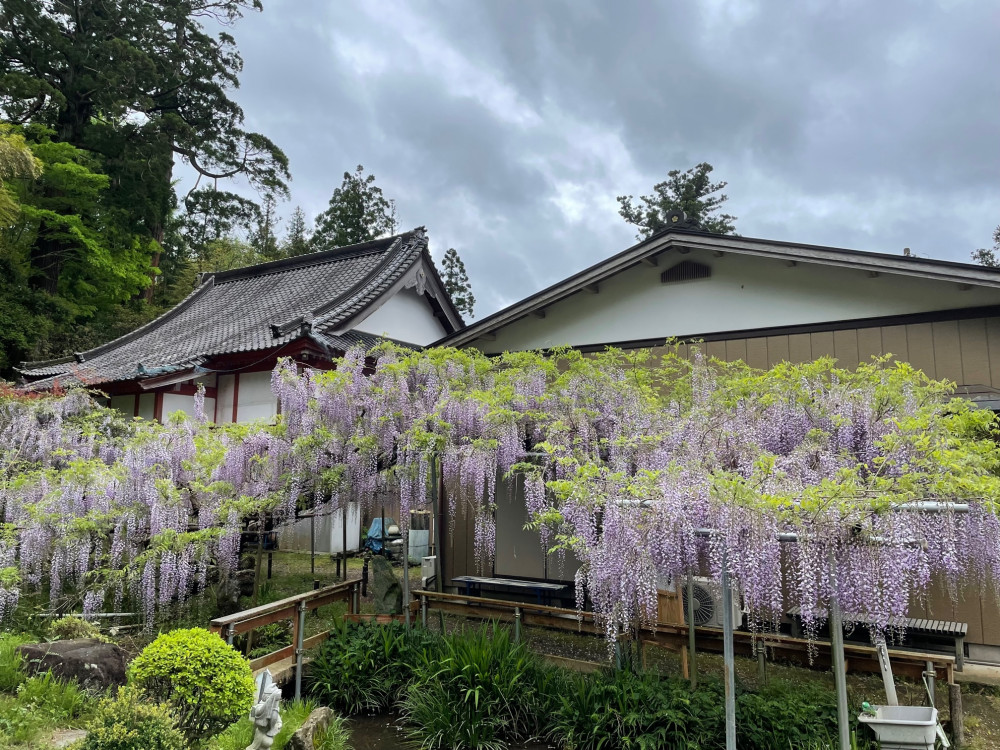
[412,589,957,683]
[210,579,360,697]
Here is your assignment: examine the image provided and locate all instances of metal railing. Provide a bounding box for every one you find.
[209,579,360,698]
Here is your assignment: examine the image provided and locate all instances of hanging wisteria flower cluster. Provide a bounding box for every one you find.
[2,345,1000,649]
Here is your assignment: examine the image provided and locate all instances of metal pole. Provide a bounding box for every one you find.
[310,513,315,578]
[402,529,411,628]
[721,552,736,750]
[686,571,697,689]
[421,595,427,628]
[226,624,235,646]
[342,503,348,582]
[876,640,899,706]
[925,661,936,707]
[431,457,443,593]
[514,606,522,643]
[829,553,851,750]
[294,600,306,700]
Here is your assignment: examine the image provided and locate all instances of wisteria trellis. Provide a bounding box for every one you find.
[2,345,1000,646]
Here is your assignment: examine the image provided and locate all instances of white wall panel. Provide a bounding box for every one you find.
[109,395,135,417]
[478,250,1000,353]
[236,371,276,422]
[137,393,155,421]
[217,374,236,423]
[354,288,448,345]
[162,393,215,421]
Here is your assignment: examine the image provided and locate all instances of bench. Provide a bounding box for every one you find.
[787,607,967,671]
[452,576,569,606]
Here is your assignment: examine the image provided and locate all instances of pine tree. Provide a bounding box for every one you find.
[282,206,311,257]
[312,165,397,251]
[441,248,475,319]
[617,162,737,238]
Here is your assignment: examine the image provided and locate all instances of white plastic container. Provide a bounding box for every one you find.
[858,705,938,750]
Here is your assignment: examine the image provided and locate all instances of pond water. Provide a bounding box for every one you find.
[346,713,553,750]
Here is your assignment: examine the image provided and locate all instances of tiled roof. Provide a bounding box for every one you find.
[20,230,431,387]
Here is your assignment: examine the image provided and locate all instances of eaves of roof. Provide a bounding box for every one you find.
[436,227,1000,348]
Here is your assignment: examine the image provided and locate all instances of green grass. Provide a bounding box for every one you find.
[208,699,321,750]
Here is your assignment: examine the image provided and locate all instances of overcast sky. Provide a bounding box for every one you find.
[218,0,1000,317]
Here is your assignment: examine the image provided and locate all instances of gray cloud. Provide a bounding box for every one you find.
[211,0,1000,315]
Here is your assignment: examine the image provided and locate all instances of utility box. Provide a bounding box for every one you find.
[421,556,437,589]
[858,706,938,750]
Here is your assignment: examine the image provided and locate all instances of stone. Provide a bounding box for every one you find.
[17,638,126,691]
[50,729,88,748]
[371,555,402,615]
[246,669,282,750]
[288,706,334,750]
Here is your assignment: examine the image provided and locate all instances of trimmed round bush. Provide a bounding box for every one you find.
[127,627,255,743]
[83,689,185,750]
[49,615,106,642]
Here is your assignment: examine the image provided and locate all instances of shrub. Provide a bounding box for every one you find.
[49,615,106,642]
[127,627,255,744]
[208,699,317,750]
[82,689,186,750]
[401,625,556,749]
[307,621,440,713]
[0,633,29,692]
[547,669,725,750]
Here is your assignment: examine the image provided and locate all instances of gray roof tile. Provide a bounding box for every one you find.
[21,230,428,387]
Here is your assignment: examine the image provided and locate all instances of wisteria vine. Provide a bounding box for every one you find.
[1,345,999,648]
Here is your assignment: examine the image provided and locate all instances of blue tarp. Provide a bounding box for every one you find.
[364,517,397,553]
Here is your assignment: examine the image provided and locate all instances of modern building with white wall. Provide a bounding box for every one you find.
[437,216,1000,661]
[19,228,464,421]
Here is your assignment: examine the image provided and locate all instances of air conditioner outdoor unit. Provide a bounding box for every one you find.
[681,576,744,630]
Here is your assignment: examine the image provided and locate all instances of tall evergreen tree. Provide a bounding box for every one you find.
[441,248,475,319]
[0,0,290,296]
[282,206,312,257]
[617,162,737,238]
[312,165,397,251]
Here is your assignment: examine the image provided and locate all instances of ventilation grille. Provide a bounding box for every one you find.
[661,260,711,283]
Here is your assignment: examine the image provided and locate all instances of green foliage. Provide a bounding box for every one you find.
[401,625,557,749]
[82,689,186,750]
[617,162,737,237]
[440,247,475,319]
[282,206,312,257]
[49,615,106,642]
[208,699,326,750]
[737,681,844,750]
[312,165,397,252]
[0,669,94,746]
[548,670,725,750]
[971,225,1000,267]
[0,633,29,693]
[127,627,255,744]
[307,620,440,713]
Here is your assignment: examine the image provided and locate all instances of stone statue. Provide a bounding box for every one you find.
[246,670,283,750]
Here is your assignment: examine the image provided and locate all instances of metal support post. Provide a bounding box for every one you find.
[924,661,936,707]
[294,600,306,700]
[310,513,315,578]
[721,554,736,750]
[402,530,411,628]
[514,607,522,643]
[342,503,348,582]
[421,595,427,628]
[757,646,766,685]
[686,572,697,688]
[876,640,899,706]
[226,624,235,646]
[829,558,851,750]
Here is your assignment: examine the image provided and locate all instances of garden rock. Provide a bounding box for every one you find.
[371,555,402,615]
[17,638,126,690]
[289,706,334,750]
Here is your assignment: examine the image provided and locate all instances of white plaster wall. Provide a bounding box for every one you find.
[109,395,135,417]
[162,393,215,421]
[217,374,236,423]
[137,393,155,421]
[353,288,448,345]
[236,370,277,422]
[480,250,1000,353]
